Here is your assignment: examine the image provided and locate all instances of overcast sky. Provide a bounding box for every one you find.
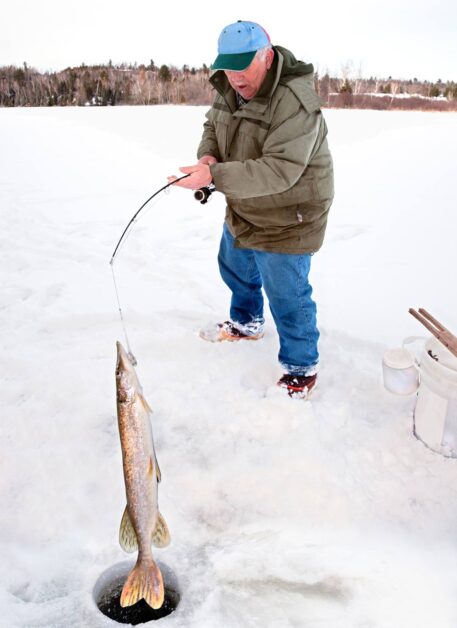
[2,0,456,81]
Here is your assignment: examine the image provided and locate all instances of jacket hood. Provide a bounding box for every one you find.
[275,46,314,80]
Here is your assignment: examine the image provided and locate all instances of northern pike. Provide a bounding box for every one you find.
[115,341,170,609]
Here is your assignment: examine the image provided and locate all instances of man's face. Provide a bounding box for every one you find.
[224,48,274,100]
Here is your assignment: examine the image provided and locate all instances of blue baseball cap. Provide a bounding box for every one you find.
[212,21,271,72]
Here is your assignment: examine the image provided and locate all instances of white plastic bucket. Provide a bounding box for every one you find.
[413,337,457,457]
[382,347,419,395]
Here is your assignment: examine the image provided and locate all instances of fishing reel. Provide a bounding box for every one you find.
[194,184,215,204]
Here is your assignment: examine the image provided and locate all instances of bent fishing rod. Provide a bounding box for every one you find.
[110,175,215,365]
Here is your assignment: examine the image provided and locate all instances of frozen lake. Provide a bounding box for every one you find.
[1,105,457,627]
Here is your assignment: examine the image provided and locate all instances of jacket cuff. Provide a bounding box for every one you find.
[209,163,225,191]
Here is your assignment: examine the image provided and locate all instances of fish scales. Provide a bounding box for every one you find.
[115,341,170,610]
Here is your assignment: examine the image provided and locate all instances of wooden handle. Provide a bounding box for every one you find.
[409,308,440,337]
[417,308,449,333]
[409,308,457,359]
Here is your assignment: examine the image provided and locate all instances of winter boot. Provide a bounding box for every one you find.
[199,320,264,343]
[277,373,317,399]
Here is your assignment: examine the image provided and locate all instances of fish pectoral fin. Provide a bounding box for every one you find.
[151,511,171,548]
[120,558,164,610]
[119,505,138,553]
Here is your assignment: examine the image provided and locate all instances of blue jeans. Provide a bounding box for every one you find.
[218,223,319,376]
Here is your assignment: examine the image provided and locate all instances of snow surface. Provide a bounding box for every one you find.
[1,105,457,628]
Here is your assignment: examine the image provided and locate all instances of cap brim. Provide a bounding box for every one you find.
[211,51,256,71]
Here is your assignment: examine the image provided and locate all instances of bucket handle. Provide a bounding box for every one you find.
[403,336,427,372]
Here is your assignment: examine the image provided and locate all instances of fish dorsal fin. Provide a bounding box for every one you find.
[151,511,171,548]
[119,505,138,553]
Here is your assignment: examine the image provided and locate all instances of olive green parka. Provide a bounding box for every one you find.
[197,46,334,254]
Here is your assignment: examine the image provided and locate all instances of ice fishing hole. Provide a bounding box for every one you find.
[94,561,180,624]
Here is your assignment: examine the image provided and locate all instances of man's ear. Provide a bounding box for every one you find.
[266,48,275,70]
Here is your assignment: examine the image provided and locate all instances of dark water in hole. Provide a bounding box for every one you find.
[94,561,180,624]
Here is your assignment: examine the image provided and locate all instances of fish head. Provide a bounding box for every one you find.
[116,341,141,403]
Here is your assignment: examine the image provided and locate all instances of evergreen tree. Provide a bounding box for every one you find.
[158,64,171,82]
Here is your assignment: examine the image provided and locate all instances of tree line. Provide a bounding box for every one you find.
[1,61,456,111]
[0,61,213,107]
[323,73,457,111]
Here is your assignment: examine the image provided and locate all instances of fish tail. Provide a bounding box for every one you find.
[120,557,164,609]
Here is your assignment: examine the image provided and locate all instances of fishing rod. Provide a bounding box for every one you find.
[110,174,190,265]
[110,174,191,366]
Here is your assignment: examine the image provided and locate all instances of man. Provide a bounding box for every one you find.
[169,20,334,399]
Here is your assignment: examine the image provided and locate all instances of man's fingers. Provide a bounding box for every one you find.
[179,165,199,174]
[167,173,194,189]
[168,163,211,190]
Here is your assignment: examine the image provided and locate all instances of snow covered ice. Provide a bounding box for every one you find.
[1,105,457,628]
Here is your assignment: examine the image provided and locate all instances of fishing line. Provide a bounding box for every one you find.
[110,174,190,365]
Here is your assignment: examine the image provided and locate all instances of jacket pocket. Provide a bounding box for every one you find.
[314,172,334,202]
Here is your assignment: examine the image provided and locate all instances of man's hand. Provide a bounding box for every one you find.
[168,159,215,190]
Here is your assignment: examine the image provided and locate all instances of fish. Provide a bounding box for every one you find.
[115,341,170,609]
